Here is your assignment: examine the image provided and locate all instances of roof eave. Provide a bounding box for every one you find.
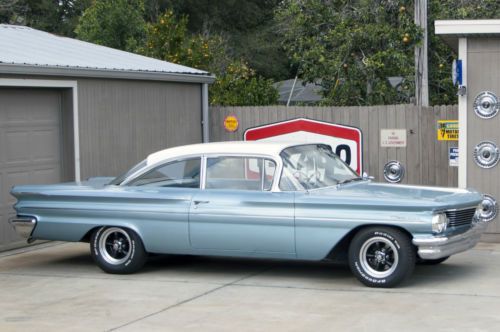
[435,20,500,52]
[0,63,216,84]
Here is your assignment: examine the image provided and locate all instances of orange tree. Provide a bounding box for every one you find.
[143,10,278,106]
[277,0,500,106]
[276,0,421,106]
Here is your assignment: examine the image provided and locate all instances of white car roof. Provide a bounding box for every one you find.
[146,141,304,166]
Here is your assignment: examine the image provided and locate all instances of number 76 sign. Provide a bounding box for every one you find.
[244,118,363,174]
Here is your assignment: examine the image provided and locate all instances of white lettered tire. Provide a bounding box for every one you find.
[348,227,416,288]
[90,226,147,274]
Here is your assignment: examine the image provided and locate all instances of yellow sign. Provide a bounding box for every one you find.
[224,115,239,132]
[437,120,458,141]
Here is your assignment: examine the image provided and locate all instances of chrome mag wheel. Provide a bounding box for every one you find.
[349,227,415,288]
[98,227,133,265]
[91,226,147,274]
[359,236,399,279]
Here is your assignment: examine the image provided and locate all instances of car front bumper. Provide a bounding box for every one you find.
[412,221,488,260]
[9,216,37,242]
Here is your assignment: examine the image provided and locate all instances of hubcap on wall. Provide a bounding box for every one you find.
[383,161,405,183]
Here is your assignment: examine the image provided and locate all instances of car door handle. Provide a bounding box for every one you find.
[193,200,210,207]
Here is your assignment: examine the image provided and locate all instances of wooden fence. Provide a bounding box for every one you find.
[210,104,458,187]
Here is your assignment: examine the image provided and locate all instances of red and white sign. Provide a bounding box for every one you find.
[244,118,363,174]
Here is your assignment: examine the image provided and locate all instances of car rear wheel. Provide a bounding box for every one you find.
[90,226,147,274]
[348,227,416,288]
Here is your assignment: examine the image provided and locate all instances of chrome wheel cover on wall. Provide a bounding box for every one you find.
[473,141,500,169]
[473,91,499,119]
[479,195,498,222]
[383,161,405,183]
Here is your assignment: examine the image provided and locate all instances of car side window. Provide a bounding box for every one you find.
[128,158,201,188]
[205,156,276,191]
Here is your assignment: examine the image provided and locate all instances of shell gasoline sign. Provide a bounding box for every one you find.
[244,118,363,174]
[224,115,239,132]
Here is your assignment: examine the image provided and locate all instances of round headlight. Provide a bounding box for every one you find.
[432,213,448,233]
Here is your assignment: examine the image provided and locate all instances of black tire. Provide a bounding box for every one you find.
[417,256,449,265]
[90,226,147,274]
[348,227,416,288]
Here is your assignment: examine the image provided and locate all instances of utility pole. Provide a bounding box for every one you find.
[415,0,429,107]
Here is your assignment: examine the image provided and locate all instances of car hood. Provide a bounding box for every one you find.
[307,181,482,211]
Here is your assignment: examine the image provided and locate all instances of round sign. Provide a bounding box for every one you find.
[383,160,405,183]
[473,141,500,169]
[473,91,499,119]
[224,115,239,132]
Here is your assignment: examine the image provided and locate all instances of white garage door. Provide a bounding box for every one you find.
[0,88,62,249]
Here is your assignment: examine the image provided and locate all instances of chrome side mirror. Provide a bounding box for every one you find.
[362,172,374,180]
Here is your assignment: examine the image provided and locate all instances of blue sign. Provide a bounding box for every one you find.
[449,147,459,167]
[452,60,462,86]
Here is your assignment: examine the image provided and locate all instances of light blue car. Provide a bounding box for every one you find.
[10,142,490,287]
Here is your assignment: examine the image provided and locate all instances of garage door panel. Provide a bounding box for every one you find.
[3,170,30,207]
[0,173,21,244]
[1,211,20,244]
[4,131,30,164]
[32,129,61,161]
[0,173,3,207]
[1,89,60,119]
[4,127,60,164]
[0,88,63,249]
[2,166,61,192]
[31,168,61,184]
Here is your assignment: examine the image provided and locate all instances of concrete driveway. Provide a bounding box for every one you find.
[1,242,500,332]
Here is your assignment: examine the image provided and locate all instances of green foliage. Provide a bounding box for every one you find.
[142,10,278,106]
[142,10,230,71]
[276,0,421,106]
[75,0,146,52]
[277,0,500,106]
[143,0,290,80]
[428,0,500,105]
[0,0,91,37]
[210,60,279,106]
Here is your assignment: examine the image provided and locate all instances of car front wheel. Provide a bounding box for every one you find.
[90,226,147,274]
[348,227,416,288]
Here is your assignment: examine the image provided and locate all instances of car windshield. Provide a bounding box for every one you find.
[279,144,360,191]
[109,159,147,185]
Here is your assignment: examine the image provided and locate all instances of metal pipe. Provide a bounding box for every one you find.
[287,76,298,107]
[202,83,209,143]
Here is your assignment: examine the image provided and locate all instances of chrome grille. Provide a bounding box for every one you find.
[445,208,476,228]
